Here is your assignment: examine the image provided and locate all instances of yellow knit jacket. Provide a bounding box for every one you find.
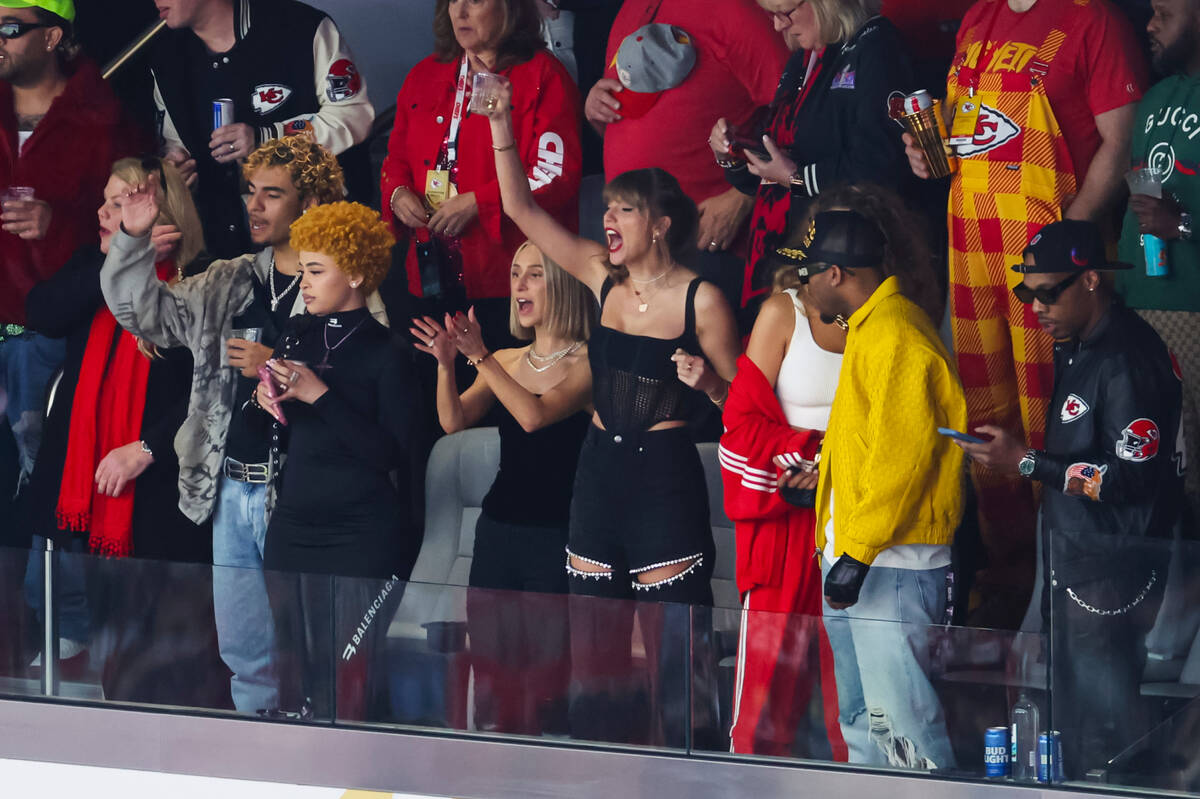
[814,277,968,565]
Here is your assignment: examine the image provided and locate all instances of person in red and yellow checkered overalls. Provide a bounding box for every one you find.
[907,0,1146,624]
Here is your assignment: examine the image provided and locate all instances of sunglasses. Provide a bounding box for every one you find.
[1012,271,1083,305]
[0,21,49,42]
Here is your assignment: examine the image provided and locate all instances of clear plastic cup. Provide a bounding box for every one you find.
[2,186,34,208]
[468,71,505,116]
[1126,167,1170,277]
[230,327,263,343]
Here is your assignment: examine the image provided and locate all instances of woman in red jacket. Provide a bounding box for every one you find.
[381,0,582,346]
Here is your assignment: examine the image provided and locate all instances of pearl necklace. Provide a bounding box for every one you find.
[524,341,581,373]
[268,254,302,311]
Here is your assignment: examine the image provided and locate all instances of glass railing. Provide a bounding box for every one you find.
[1047,522,1200,794]
[4,535,1200,794]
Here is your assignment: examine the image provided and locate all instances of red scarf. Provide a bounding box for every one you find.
[56,261,175,556]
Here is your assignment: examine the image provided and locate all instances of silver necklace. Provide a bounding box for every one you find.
[525,341,581,373]
[528,340,580,362]
[268,254,301,312]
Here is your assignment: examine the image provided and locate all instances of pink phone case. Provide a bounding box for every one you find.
[256,365,287,426]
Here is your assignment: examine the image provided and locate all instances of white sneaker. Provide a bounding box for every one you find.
[28,638,87,667]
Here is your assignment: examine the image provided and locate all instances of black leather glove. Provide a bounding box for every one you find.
[779,483,816,508]
[824,554,870,606]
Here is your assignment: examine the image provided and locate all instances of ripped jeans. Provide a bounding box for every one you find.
[564,425,718,747]
[821,562,956,770]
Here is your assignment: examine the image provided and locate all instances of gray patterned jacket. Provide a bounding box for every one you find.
[101,231,300,524]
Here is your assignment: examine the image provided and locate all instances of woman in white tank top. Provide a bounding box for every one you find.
[724,284,845,756]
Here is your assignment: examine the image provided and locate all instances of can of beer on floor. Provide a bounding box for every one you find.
[1038,731,1064,782]
[212,98,234,130]
[985,726,1010,778]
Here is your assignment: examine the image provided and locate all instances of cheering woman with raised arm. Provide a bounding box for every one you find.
[484,78,740,745]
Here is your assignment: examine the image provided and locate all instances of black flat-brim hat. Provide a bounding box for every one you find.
[773,209,886,283]
[1012,219,1134,274]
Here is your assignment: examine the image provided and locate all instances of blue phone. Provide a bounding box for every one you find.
[938,427,986,445]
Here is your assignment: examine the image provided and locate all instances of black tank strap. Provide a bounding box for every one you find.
[683,277,703,346]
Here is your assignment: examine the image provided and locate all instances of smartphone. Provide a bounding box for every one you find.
[256,364,287,426]
[728,134,771,162]
[937,427,984,445]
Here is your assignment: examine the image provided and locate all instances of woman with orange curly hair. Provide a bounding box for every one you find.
[253,201,420,719]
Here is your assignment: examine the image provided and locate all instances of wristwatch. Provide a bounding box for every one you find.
[1179,211,1193,242]
[1017,449,1037,478]
[139,440,153,456]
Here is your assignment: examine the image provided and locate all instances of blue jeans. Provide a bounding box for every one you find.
[23,534,90,645]
[0,331,66,478]
[212,474,278,712]
[821,563,956,770]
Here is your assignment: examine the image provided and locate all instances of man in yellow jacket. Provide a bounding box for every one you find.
[776,205,966,769]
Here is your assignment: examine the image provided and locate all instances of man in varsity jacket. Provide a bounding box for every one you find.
[151,0,375,258]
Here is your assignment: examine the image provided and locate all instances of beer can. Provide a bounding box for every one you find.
[905,89,933,114]
[212,98,234,131]
[985,726,1009,778]
[1038,731,1064,783]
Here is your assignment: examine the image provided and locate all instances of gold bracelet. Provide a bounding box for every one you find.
[468,351,492,368]
[709,381,730,407]
[492,142,516,152]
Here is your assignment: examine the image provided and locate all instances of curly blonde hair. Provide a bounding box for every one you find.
[289,202,395,294]
[243,135,345,205]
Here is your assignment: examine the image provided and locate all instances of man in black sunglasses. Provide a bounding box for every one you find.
[958,218,1184,778]
[0,0,133,513]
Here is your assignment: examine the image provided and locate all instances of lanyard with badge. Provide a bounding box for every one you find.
[426,55,471,210]
[948,1,1005,146]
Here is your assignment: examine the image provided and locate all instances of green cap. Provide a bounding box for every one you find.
[0,0,75,24]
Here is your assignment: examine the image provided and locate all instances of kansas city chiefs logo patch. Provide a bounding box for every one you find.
[1060,394,1090,423]
[955,104,1020,158]
[252,84,292,115]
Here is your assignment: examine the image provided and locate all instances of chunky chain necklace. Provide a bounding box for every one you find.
[268,254,302,311]
[525,340,581,373]
[528,340,580,362]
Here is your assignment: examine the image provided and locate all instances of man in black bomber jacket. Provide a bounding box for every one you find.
[150,0,375,258]
[959,218,1185,780]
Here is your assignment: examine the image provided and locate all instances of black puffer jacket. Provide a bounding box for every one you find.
[1031,302,1184,583]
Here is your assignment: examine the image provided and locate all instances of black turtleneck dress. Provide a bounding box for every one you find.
[262,307,420,581]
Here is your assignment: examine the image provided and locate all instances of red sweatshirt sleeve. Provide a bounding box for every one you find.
[380,79,417,240]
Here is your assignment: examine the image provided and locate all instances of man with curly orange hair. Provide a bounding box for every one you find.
[99,135,357,715]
